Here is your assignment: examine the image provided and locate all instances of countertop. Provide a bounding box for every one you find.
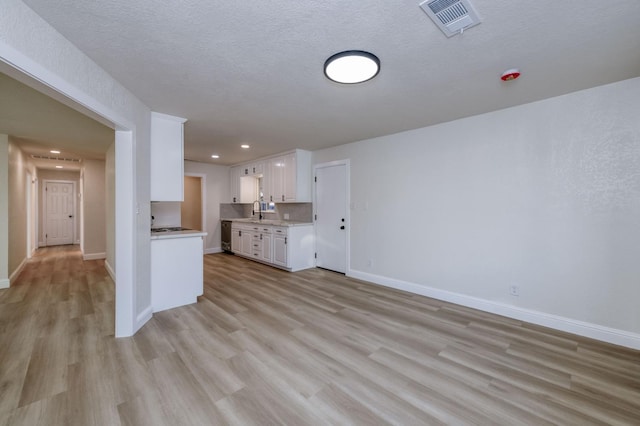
[150,229,208,240]
[224,218,313,227]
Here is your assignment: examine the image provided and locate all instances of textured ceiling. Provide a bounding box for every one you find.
[16,0,640,165]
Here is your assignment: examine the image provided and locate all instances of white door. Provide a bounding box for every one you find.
[315,162,348,273]
[45,181,74,246]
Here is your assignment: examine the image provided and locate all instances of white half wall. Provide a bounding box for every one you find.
[313,77,640,348]
[81,159,106,258]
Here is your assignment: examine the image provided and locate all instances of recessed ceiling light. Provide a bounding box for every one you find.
[50,150,61,154]
[324,50,380,84]
[241,144,250,149]
[211,154,220,159]
[55,165,63,169]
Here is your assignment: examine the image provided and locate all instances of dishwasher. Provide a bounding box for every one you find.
[221,220,232,252]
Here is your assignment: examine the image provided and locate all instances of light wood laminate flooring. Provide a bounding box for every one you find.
[1,246,639,425]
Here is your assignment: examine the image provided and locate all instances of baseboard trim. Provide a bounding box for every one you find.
[204,247,222,255]
[0,278,9,289]
[83,252,106,261]
[134,305,153,333]
[104,260,115,282]
[347,269,640,350]
[9,257,28,285]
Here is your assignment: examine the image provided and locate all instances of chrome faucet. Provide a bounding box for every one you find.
[252,200,263,220]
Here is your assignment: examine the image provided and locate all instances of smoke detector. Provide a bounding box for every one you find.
[419,0,481,37]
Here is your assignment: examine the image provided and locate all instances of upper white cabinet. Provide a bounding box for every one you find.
[233,149,311,204]
[150,112,187,201]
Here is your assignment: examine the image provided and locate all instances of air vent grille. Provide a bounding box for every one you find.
[420,0,481,37]
[31,154,82,163]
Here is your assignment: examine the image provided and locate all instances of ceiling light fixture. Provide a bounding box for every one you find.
[211,154,220,159]
[241,144,250,149]
[50,150,61,154]
[324,50,380,84]
[55,165,63,169]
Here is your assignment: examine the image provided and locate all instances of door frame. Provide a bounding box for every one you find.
[313,159,351,274]
[42,179,77,247]
[184,173,206,233]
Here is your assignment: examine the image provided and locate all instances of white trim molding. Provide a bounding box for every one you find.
[83,252,106,261]
[136,305,153,331]
[104,260,115,282]
[204,247,222,255]
[9,257,27,284]
[0,278,9,289]
[348,269,640,350]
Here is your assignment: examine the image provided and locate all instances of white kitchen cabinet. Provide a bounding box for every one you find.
[231,149,312,204]
[231,226,242,252]
[151,232,205,312]
[231,221,313,271]
[241,230,253,257]
[150,112,187,201]
[230,166,242,203]
[272,230,287,268]
[260,232,272,263]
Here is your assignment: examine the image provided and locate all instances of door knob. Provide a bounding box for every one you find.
[68,215,73,218]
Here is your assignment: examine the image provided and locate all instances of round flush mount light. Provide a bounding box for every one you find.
[50,150,61,154]
[324,50,380,84]
[241,144,250,149]
[211,154,220,159]
[501,68,521,81]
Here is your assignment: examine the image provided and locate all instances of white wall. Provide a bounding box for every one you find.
[105,143,115,277]
[0,135,9,288]
[1,0,153,336]
[150,202,181,228]
[184,160,230,253]
[313,77,640,348]
[81,159,106,259]
[7,139,36,281]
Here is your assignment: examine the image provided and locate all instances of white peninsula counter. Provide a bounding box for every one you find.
[151,229,207,312]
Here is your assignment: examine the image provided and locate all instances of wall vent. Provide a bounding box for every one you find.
[419,0,481,37]
[31,154,82,163]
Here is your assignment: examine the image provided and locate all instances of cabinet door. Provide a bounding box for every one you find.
[150,112,186,201]
[260,233,272,263]
[241,231,253,256]
[283,152,297,202]
[269,157,285,202]
[273,234,287,267]
[231,229,242,253]
[230,166,242,203]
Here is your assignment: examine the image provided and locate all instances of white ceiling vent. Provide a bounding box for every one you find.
[31,154,82,163]
[419,0,481,37]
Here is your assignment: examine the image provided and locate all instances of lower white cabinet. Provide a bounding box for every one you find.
[151,233,205,312]
[231,222,313,271]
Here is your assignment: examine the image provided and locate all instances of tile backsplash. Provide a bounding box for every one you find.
[220,202,312,223]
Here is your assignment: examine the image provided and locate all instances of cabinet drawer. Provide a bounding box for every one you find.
[272,226,287,236]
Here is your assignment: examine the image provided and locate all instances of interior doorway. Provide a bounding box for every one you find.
[314,160,350,274]
[181,174,204,231]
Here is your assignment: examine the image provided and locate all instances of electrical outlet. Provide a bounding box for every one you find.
[283,213,290,220]
[367,259,373,267]
[510,285,520,297]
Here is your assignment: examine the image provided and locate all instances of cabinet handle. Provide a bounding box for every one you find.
[253,167,256,173]
[285,237,287,244]
[260,234,263,240]
[233,197,237,203]
[281,195,285,202]
[239,230,242,236]
[270,195,273,202]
